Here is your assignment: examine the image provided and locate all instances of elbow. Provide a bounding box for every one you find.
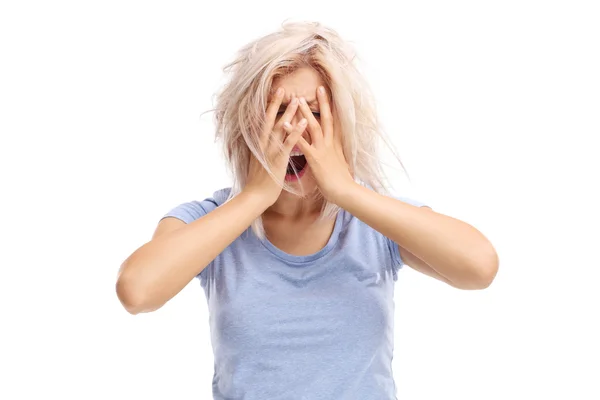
[116,268,158,315]
[453,251,499,290]
[469,271,496,290]
[480,248,500,288]
[116,276,145,315]
[469,252,500,290]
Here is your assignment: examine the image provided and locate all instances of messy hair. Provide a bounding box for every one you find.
[203,20,408,239]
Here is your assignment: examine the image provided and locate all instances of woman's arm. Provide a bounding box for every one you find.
[335,183,499,290]
[116,190,269,314]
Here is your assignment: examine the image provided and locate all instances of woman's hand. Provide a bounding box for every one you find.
[245,87,308,206]
[294,86,355,203]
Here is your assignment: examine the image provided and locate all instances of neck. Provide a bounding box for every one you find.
[266,189,324,219]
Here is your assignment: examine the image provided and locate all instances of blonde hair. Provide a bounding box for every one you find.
[203,20,408,239]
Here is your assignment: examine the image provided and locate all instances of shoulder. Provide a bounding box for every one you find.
[160,187,233,224]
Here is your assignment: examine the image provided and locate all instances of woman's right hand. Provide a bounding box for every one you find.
[245,87,307,206]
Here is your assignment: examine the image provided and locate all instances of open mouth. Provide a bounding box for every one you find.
[286,154,307,179]
[287,154,307,174]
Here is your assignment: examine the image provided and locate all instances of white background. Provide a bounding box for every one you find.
[1,1,599,399]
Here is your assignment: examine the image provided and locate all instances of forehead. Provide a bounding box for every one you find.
[270,66,325,100]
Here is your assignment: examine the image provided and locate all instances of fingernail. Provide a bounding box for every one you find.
[283,121,291,128]
[319,86,325,94]
[299,118,307,125]
[291,97,298,105]
[276,87,284,96]
[299,97,307,105]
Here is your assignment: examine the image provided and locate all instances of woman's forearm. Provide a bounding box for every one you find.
[117,189,269,314]
[335,183,499,288]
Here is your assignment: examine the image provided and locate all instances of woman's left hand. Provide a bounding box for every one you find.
[295,86,356,203]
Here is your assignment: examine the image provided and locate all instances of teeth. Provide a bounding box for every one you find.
[290,150,304,156]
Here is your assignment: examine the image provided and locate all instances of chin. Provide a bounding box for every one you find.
[283,173,318,196]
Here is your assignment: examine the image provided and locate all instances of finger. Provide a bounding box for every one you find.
[295,137,313,160]
[282,118,306,146]
[273,96,299,140]
[316,86,334,145]
[333,121,343,148]
[298,96,323,147]
[283,118,308,153]
[297,96,323,146]
[262,87,285,148]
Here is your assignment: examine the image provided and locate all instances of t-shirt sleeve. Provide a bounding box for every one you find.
[386,196,432,281]
[159,197,220,283]
[160,199,218,224]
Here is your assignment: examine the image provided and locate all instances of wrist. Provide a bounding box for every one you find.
[329,180,362,207]
[240,186,276,212]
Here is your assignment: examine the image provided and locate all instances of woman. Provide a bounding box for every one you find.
[116,21,498,400]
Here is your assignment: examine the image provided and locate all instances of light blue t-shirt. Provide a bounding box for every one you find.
[161,187,429,400]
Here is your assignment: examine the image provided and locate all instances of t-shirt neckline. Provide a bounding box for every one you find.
[258,209,344,264]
